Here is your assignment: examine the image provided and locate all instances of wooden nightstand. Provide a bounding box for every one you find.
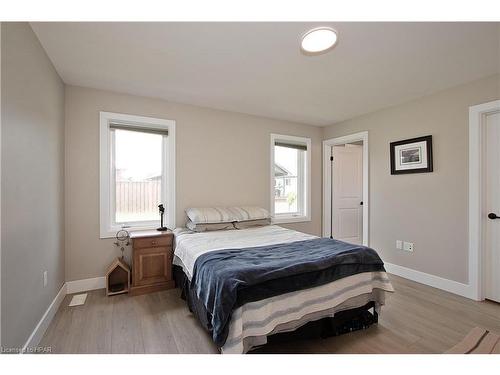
[129,230,175,296]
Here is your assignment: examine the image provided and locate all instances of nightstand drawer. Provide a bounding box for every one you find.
[133,235,172,249]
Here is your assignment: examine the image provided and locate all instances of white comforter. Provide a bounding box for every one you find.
[173,225,316,280]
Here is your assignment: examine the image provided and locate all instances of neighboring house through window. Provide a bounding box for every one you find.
[99,112,176,238]
[270,134,311,223]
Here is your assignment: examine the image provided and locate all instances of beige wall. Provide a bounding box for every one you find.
[324,75,499,283]
[65,86,322,281]
[3,27,493,341]
[1,23,65,348]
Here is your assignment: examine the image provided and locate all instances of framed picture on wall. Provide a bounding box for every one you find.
[390,135,433,174]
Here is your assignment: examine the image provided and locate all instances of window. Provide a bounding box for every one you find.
[100,112,175,238]
[270,134,311,223]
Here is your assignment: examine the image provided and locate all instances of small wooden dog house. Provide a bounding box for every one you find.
[106,258,131,296]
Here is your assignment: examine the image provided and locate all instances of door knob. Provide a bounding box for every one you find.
[488,213,500,220]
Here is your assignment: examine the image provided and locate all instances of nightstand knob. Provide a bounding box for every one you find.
[151,240,157,245]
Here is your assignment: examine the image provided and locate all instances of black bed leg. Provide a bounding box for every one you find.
[373,305,379,323]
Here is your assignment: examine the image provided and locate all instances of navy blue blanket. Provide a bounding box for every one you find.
[190,238,385,347]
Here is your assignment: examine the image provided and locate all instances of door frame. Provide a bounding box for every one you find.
[323,131,369,245]
[469,100,500,301]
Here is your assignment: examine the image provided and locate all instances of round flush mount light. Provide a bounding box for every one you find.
[300,27,338,56]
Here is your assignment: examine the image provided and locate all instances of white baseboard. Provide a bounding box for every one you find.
[384,262,474,299]
[21,283,67,353]
[22,276,106,352]
[66,276,106,294]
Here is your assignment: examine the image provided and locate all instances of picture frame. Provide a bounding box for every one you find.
[390,135,433,175]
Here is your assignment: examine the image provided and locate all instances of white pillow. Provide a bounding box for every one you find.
[233,218,271,229]
[185,207,235,224]
[228,206,270,222]
[185,206,270,224]
[186,219,235,232]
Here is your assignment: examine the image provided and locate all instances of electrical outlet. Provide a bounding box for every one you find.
[396,240,403,250]
[403,242,414,252]
[43,271,48,287]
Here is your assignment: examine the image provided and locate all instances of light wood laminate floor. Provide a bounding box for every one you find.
[40,274,500,354]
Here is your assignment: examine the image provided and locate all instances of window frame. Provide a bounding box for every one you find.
[99,111,176,238]
[270,133,311,224]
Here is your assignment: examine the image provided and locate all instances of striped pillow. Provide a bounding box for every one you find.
[233,218,271,229]
[185,206,270,224]
[186,207,235,224]
[227,206,270,222]
[186,219,235,232]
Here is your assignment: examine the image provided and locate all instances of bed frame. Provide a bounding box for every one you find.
[173,265,378,353]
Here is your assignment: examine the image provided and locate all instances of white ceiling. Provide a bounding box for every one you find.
[31,22,499,126]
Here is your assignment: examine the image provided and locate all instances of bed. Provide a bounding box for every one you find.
[173,223,394,354]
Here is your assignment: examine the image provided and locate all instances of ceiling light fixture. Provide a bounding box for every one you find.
[300,27,338,56]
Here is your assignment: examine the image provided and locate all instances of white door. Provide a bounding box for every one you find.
[485,111,500,303]
[332,144,363,244]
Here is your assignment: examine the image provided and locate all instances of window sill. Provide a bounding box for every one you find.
[272,215,311,224]
[100,225,160,239]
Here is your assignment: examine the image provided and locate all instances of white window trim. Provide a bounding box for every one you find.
[99,111,176,238]
[270,133,311,224]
